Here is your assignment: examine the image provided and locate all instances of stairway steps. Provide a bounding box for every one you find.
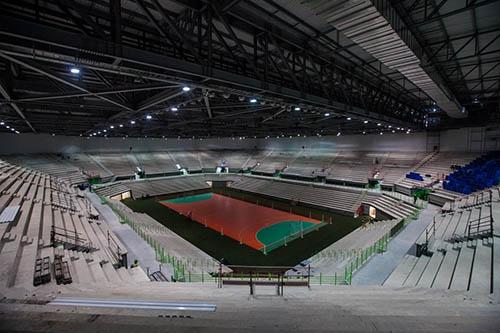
[403,255,430,287]
[417,250,445,288]
[383,255,418,287]
[431,245,459,289]
[449,245,475,291]
[469,240,492,293]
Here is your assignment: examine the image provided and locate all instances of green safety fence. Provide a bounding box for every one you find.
[342,204,423,284]
[259,221,328,254]
[343,232,390,284]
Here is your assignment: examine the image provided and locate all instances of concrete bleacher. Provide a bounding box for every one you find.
[385,194,497,293]
[441,186,500,211]
[251,150,296,175]
[92,153,138,178]
[134,152,178,175]
[125,175,210,198]
[229,176,365,213]
[2,154,88,185]
[363,193,418,220]
[3,150,437,191]
[169,151,203,171]
[308,219,401,276]
[66,154,113,180]
[94,183,131,198]
[0,159,148,291]
[396,151,480,192]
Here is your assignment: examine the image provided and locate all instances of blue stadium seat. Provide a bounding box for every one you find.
[405,171,424,181]
[443,151,500,194]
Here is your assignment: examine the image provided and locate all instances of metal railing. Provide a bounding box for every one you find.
[50,225,92,251]
[259,222,327,254]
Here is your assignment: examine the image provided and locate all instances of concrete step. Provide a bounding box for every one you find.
[403,255,430,287]
[383,255,418,287]
[469,240,492,293]
[417,247,445,288]
[432,245,459,289]
[449,244,475,291]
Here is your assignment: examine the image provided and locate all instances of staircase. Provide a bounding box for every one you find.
[50,225,94,253]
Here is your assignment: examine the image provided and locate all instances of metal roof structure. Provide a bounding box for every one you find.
[0,0,498,138]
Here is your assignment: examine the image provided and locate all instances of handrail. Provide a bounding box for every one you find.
[107,230,123,258]
[50,225,92,250]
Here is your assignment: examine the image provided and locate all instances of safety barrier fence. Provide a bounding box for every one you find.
[259,221,328,254]
[384,190,428,209]
[342,207,421,283]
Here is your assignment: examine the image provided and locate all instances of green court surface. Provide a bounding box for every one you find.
[166,193,213,204]
[256,221,317,248]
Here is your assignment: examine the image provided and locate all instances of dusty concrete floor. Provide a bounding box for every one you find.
[1,283,499,332]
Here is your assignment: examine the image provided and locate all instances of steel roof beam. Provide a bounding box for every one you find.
[0,52,135,113]
[0,79,36,132]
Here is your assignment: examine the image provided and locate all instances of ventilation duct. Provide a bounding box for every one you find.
[304,0,466,118]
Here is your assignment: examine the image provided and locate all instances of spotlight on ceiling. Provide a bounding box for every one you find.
[347,117,351,120]
[377,123,381,126]
[324,113,330,117]
[130,120,136,124]
[110,125,114,129]
[363,120,368,124]
[294,107,301,111]
[182,86,191,92]
[70,67,80,74]
[119,124,123,128]
[337,132,341,136]
[171,107,178,111]
[249,98,257,103]
[146,115,152,119]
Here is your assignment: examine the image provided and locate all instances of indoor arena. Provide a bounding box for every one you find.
[0,0,500,331]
